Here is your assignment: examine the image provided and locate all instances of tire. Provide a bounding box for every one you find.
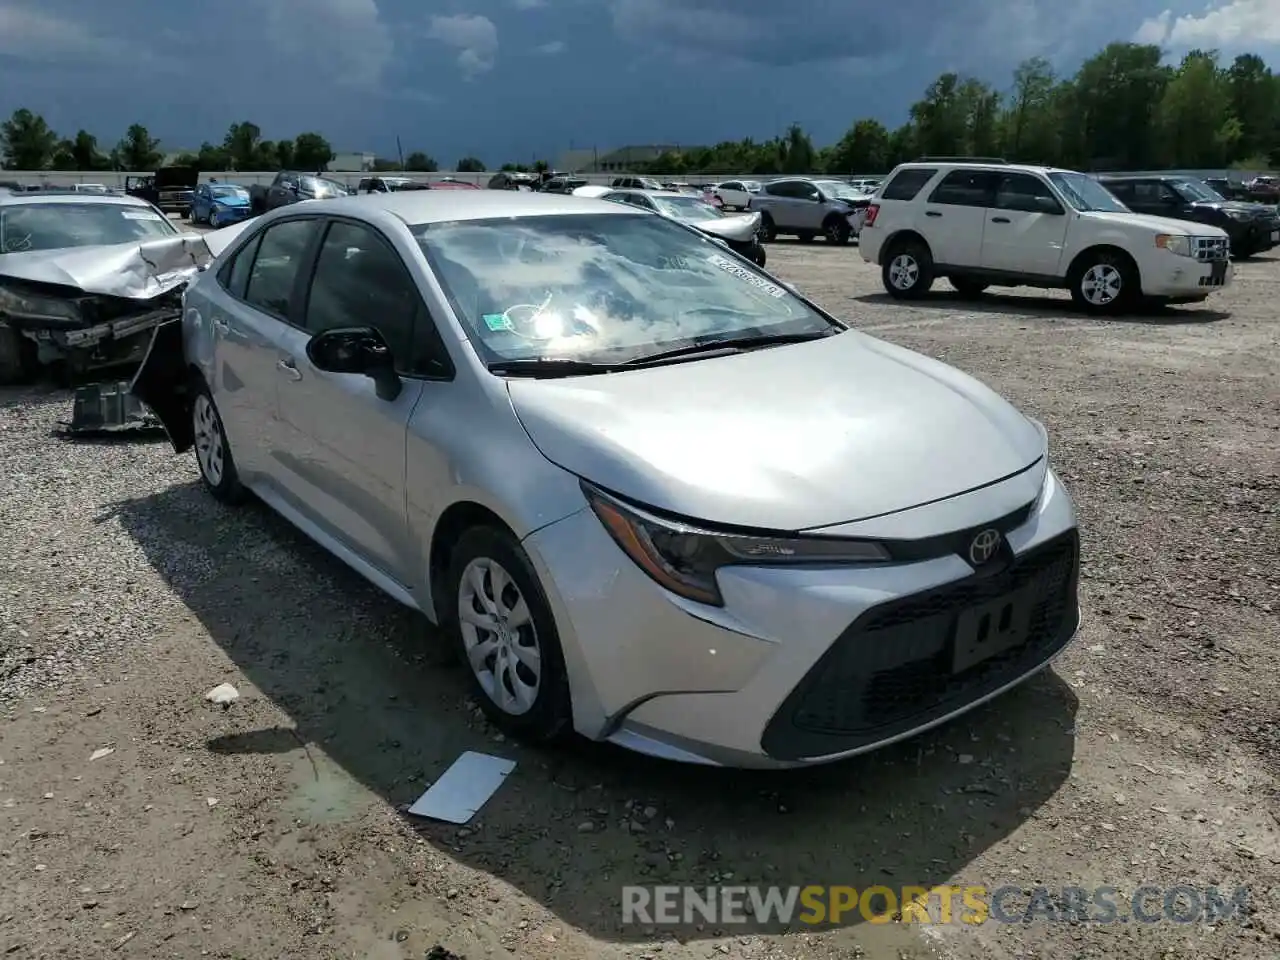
[191,380,247,504]
[0,323,35,385]
[757,214,776,243]
[882,239,935,299]
[209,208,220,229]
[445,526,572,743]
[754,245,767,268]
[1069,250,1137,314]
[949,277,989,297]
[824,217,851,245]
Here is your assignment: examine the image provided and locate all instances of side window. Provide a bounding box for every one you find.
[628,194,655,209]
[763,181,791,197]
[994,174,1063,214]
[219,232,263,297]
[1156,182,1183,203]
[928,170,997,207]
[721,182,741,192]
[798,181,822,201]
[242,219,317,320]
[1103,181,1133,202]
[881,168,937,201]
[303,221,435,376]
[1131,182,1166,203]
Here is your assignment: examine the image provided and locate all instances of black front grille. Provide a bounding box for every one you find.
[761,530,1079,761]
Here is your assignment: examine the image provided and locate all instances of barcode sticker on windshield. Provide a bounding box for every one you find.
[705,254,786,298]
[121,210,163,221]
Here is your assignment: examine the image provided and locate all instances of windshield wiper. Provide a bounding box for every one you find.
[487,358,622,378]
[622,329,840,368]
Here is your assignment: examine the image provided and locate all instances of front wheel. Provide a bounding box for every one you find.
[0,324,36,385]
[208,208,220,228]
[882,241,935,299]
[824,218,851,245]
[1069,251,1136,314]
[753,244,767,268]
[446,527,572,743]
[757,214,776,243]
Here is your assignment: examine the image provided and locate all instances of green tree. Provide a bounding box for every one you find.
[293,132,333,170]
[1069,43,1170,169]
[223,121,264,169]
[826,119,891,173]
[1002,57,1060,163]
[1,108,59,169]
[196,141,231,170]
[116,123,162,170]
[456,156,485,172]
[1226,54,1276,160]
[274,140,295,169]
[778,123,816,173]
[910,73,968,156]
[404,151,438,172]
[1156,50,1237,168]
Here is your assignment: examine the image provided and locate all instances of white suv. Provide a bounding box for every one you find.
[859,161,1233,313]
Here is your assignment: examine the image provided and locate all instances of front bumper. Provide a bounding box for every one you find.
[1142,256,1232,297]
[211,205,252,223]
[523,467,1080,768]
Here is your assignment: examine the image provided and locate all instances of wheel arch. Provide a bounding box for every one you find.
[879,229,930,266]
[1067,244,1139,284]
[427,500,518,625]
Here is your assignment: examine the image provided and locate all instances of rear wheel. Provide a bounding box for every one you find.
[0,324,36,385]
[1069,250,1137,314]
[882,240,934,299]
[191,382,247,504]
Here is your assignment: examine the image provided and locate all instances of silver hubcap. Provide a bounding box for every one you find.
[458,557,541,715]
[192,394,225,485]
[1081,263,1122,305]
[209,209,219,227]
[889,253,919,290]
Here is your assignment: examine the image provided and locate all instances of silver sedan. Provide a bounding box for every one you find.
[134,191,1080,768]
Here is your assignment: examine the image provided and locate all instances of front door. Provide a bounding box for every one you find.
[979,173,1070,277]
[272,218,426,585]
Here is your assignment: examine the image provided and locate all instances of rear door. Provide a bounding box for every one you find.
[921,169,997,268]
[270,218,429,584]
[979,172,1070,276]
[208,216,322,485]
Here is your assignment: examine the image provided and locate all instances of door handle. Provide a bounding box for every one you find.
[276,358,302,381]
[211,317,229,334]
[925,211,942,217]
[991,216,1011,223]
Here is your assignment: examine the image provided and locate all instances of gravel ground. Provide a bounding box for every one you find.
[1,241,1277,960]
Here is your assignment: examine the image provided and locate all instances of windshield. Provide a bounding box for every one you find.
[0,202,177,254]
[210,185,249,199]
[1049,172,1130,213]
[414,212,833,366]
[1175,180,1223,202]
[815,180,862,199]
[652,196,724,222]
[301,176,347,196]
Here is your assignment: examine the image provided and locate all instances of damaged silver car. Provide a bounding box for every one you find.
[0,191,214,384]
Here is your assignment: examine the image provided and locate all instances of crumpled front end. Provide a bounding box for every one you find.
[0,234,213,384]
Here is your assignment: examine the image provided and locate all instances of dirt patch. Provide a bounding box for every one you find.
[1,245,1277,959]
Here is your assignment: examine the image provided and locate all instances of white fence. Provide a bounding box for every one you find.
[0,170,770,189]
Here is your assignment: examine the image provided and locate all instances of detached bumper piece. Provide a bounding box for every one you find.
[63,380,160,436]
[761,530,1080,761]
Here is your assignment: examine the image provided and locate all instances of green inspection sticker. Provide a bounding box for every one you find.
[483,313,512,331]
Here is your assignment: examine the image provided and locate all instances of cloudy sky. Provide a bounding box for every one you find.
[1,0,1278,166]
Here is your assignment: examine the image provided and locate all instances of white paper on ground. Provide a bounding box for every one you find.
[407,751,516,824]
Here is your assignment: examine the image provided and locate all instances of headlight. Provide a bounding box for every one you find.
[1154,234,1192,257]
[582,482,890,606]
[0,285,81,322]
[1225,209,1251,220]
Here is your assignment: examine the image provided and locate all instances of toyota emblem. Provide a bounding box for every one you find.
[968,528,1002,566]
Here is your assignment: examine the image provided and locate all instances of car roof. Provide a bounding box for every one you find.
[0,191,155,208]
[280,190,639,224]
[610,189,704,199]
[891,161,1072,176]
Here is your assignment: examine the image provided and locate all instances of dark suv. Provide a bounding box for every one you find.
[1099,175,1279,258]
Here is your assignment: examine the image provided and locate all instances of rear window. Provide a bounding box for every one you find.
[880,168,937,201]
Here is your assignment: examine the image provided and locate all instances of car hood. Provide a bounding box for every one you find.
[693,212,760,242]
[0,233,214,298]
[1087,210,1229,237]
[212,193,250,207]
[505,330,1044,530]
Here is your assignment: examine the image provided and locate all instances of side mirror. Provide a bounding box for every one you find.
[306,326,402,400]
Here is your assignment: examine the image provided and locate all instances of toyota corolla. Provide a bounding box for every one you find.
[132,191,1080,768]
